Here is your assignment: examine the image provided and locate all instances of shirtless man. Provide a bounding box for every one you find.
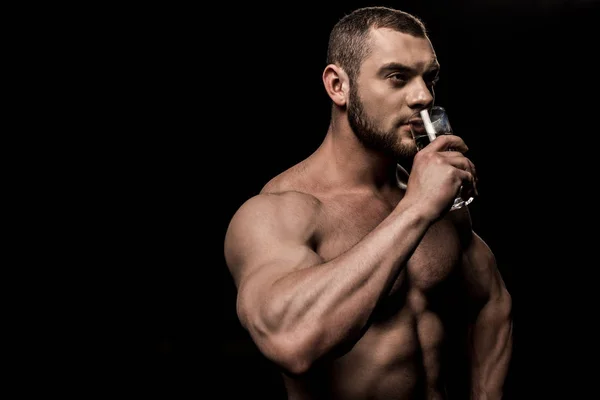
[224,6,512,399]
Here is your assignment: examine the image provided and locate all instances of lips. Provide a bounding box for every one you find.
[407,119,424,129]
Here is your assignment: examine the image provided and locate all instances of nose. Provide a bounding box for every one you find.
[406,77,434,111]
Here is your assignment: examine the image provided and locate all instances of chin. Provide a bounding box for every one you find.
[393,140,418,159]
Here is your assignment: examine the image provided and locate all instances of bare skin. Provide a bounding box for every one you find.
[224,28,512,400]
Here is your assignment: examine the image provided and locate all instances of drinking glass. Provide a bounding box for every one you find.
[409,106,474,211]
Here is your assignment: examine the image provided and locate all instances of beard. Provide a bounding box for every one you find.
[347,86,416,164]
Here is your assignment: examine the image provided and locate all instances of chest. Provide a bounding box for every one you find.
[315,195,463,292]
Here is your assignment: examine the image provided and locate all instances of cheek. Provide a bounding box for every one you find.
[363,97,395,122]
[356,83,403,127]
[359,82,390,109]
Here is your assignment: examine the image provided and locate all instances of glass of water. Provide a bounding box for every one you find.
[409,106,474,211]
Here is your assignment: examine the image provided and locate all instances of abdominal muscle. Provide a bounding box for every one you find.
[282,288,447,400]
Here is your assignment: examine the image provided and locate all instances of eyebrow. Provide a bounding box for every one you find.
[379,61,440,76]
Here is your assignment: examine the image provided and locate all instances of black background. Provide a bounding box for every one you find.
[103,1,600,398]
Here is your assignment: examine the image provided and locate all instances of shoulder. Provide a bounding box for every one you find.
[224,190,322,252]
[228,190,322,234]
[446,205,474,248]
[224,190,323,282]
[448,207,501,301]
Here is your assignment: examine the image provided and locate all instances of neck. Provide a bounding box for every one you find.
[310,116,399,190]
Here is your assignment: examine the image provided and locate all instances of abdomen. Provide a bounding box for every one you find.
[330,305,444,399]
[282,294,448,399]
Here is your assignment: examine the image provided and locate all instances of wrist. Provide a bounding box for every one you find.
[395,196,440,224]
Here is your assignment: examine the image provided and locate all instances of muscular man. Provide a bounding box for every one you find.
[224,6,512,399]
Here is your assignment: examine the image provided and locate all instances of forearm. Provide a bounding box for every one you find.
[255,203,432,371]
[469,291,513,400]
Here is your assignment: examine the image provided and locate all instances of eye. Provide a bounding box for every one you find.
[389,73,409,86]
[424,72,439,87]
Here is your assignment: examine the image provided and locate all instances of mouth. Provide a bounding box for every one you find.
[407,118,423,126]
[404,118,424,135]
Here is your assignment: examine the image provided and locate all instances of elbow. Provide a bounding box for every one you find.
[267,330,318,375]
[248,319,318,375]
[238,300,318,375]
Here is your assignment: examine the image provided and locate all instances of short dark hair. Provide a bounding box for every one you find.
[326,7,428,83]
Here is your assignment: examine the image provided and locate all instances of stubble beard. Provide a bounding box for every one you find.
[347,86,416,165]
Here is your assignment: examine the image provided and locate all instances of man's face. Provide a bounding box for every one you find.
[347,28,439,163]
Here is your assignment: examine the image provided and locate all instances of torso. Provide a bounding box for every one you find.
[261,163,471,400]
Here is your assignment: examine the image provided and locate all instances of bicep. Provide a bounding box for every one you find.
[448,208,504,301]
[461,233,507,304]
[224,193,324,323]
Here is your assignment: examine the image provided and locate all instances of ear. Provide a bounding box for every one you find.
[322,64,350,107]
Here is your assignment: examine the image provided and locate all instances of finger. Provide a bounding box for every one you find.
[441,156,473,176]
[467,159,477,184]
[439,152,477,179]
[456,169,478,197]
[426,134,468,153]
[438,150,465,158]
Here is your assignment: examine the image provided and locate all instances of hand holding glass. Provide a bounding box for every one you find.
[409,106,474,211]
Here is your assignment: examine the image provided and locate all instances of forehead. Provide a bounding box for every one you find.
[362,28,437,71]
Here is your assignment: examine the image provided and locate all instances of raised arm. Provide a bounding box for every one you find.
[223,191,434,375]
[458,222,513,400]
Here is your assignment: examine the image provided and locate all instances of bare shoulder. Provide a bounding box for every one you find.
[226,190,322,241]
[446,205,474,248]
[227,158,322,236]
[446,206,505,302]
[446,205,494,260]
[224,189,323,283]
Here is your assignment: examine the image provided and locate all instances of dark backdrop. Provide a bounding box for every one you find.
[108,1,599,398]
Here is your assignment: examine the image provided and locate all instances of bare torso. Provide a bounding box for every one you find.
[258,162,470,400]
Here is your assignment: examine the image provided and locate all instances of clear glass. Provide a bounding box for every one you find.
[409,106,474,211]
